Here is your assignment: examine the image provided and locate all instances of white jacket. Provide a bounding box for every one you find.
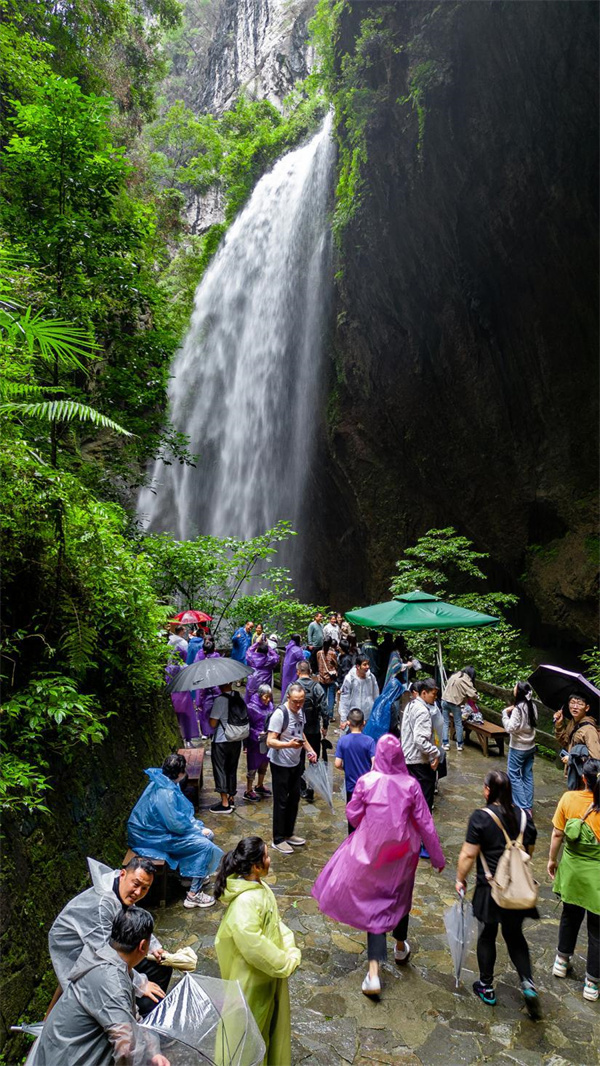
[339,667,379,723]
[401,698,440,765]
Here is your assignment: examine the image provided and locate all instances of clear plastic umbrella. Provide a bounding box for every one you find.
[141,972,265,1066]
[443,893,476,988]
[303,759,334,812]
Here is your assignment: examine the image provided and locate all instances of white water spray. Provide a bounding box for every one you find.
[138,116,334,549]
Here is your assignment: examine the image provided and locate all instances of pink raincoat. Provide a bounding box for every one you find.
[312,734,445,933]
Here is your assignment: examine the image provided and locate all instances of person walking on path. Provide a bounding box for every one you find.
[554,694,600,786]
[231,621,254,664]
[334,708,375,833]
[323,613,341,643]
[127,754,222,910]
[502,681,538,811]
[267,684,317,855]
[185,625,204,664]
[360,631,380,683]
[214,837,301,1066]
[209,684,249,813]
[246,638,280,704]
[455,769,540,1017]
[316,637,339,717]
[338,654,379,728]
[307,611,324,672]
[245,684,274,801]
[292,660,328,802]
[194,638,221,738]
[383,636,415,690]
[280,635,306,698]
[166,644,199,747]
[441,666,477,752]
[313,733,445,997]
[400,678,440,812]
[547,757,600,1002]
[251,623,264,644]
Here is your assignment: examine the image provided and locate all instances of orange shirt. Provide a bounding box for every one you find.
[552,789,600,841]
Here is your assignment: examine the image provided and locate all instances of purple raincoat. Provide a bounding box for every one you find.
[246,691,273,774]
[245,642,280,703]
[312,734,445,934]
[280,640,306,697]
[166,648,199,742]
[194,649,221,737]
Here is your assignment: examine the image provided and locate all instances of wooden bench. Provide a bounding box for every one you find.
[452,719,508,757]
[122,848,168,908]
[178,746,205,808]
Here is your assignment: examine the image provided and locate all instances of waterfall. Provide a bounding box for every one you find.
[138,115,334,562]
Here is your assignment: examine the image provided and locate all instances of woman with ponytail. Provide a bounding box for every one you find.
[502,680,538,811]
[548,758,600,1002]
[456,770,540,1016]
[214,837,301,1065]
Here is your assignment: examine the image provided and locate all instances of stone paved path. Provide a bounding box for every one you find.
[154,738,600,1066]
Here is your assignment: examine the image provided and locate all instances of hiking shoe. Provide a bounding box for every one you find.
[209,802,233,814]
[228,794,236,807]
[287,836,306,846]
[272,840,294,855]
[183,891,215,909]
[552,954,572,978]
[456,744,464,752]
[243,790,260,801]
[442,742,450,751]
[583,978,599,1002]
[521,979,541,1019]
[303,790,315,803]
[361,972,381,996]
[473,980,496,1006]
[255,785,271,796]
[394,940,411,965]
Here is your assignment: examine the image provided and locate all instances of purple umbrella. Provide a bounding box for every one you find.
[528,665,599,718]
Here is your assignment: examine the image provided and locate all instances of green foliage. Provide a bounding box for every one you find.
[141,520,319,640]
[390,528,530,686]
[581,646,600,688]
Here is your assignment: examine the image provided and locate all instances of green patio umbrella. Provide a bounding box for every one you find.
[346,591,498,685]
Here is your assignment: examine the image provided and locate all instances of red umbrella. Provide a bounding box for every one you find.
[173,610,213,624]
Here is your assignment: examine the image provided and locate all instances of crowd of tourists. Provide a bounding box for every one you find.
[29,612,600,1066]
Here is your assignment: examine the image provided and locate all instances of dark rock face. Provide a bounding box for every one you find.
[308,0,598,644]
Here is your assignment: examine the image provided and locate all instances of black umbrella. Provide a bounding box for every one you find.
[168,657,252,693]
[528,665,600,718]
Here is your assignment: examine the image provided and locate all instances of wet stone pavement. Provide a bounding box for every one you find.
[153,738,600,1066]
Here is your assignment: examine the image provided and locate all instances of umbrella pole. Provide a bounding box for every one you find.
[436,632,448,689]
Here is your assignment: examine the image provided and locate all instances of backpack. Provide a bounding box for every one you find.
[259,707,289,754]
[300,680,323,732]
[479,808,539,910]
[567,743,591,791]
[222,692,250,742]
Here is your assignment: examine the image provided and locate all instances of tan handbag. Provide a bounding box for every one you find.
[159,946,198,971]
[479,808,539,910]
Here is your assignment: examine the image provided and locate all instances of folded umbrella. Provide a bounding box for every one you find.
[303,759,334,812]
[444,893,476,989]
[168,657,252,693]
[528,664,599,718]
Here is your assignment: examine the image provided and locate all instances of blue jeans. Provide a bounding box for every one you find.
[441,700,464,745]
[324,682,337,713]
[507,746,535,810]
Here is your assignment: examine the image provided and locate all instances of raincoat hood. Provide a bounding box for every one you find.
[68,942,126,983]
[373,733,408,775]
[144,767,176,790]
[87,857,119,896]
[220,876,264,906]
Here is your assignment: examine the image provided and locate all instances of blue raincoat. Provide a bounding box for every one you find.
[127,769,223,879]
[364,679,404,744]
[231,626,252,664]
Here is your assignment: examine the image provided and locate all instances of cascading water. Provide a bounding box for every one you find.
[138,115,334,564]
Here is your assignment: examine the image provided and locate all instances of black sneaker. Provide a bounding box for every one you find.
[473,980,496,1006]
[209,802,233,814]
[521,979,541,1019]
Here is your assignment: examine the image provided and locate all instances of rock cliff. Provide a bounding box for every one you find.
[306,0,598,646]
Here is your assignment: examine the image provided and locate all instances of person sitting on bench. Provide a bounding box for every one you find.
[127,754,223,910]
[48,856,170,1017]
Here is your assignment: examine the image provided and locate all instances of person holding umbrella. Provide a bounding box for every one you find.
[554,693,600,776]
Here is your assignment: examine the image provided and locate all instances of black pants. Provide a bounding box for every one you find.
[558,901,600,981]
[134,956,173,1017]
[346,789,355,835]
[211,740,242,795]
[367,915,410,961]
[407,762,436,811]
[477,911,532,987]
[271,760,303,844]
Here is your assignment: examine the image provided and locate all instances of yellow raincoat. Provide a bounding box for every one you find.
[215,876,301,1066]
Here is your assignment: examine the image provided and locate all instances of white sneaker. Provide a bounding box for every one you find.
[272,840,294,855]
[552,954,572,978]
[583,978,599,1001]
[286,835,306,846]
[394,940,411,964]
[442,742,450,751]
[456,745,464,752]
[361,972,381,996]
[183,891,215,909]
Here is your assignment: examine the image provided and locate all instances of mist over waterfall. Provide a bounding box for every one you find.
[138,116,334,566]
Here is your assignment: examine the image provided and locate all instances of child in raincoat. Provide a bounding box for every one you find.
[312,733,445,996]
[214,837,301,1066]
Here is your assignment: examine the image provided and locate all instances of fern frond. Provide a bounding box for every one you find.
[0,400,134,436]
[0,308,99,371]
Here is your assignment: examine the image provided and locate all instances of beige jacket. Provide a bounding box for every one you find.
[555,715,600,759]
[442,671,477,706]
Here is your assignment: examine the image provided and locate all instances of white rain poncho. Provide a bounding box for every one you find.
[48,858,161,995]
[32,943,159,1066]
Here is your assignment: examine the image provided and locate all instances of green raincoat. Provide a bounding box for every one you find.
[554,816,600,914]
[215,877,301,1066]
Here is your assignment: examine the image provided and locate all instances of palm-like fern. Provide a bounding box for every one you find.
[1,399,132,435]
